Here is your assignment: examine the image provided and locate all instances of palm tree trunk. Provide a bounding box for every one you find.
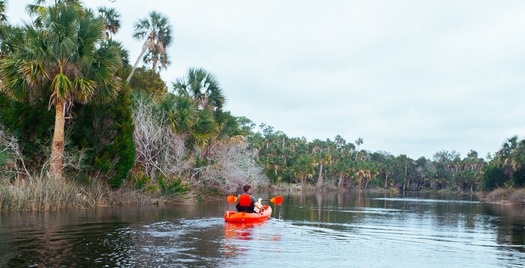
[152,58,158,72]
[126,40,149,83]
[316,163,324,189]
[50,100,65,179]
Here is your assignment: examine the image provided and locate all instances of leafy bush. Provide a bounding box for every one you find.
[70,84,135,188]
[481,165,507,191]
[159,176,189,196]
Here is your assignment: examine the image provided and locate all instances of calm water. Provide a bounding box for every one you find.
[0,192,524,267]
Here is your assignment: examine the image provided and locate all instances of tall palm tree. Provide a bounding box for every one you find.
[0,1,7,23]
[126,11,172,83]
[98,6,120,40]
[26,0,83,27]
[143,49,170,73]
[0,2,122,178]
[172,68,227,158]
[497,136,518,177]
[160,94,216,149]
[0,0,10,58]
[354,137,363,161]
[173,68,225,111]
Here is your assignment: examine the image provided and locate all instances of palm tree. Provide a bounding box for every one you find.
[173,68,225,111]
[126,11,172,83]
[0,0,12,58]
[26,0,83,27]
[215,111,242,140]
[173,68,229,159]
[356,169,371,190]
[354,137,363,161]
[0,1,7,23]
[159,94,217,150]
[0,2,122,178]
[143,49,170,73]
[98,6,120,40]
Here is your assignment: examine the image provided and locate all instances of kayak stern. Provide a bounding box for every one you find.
[224,205,272,223]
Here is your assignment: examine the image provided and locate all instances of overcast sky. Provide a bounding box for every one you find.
[6,0,525,160]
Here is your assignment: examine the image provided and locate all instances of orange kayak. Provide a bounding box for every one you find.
[224,205,272,223]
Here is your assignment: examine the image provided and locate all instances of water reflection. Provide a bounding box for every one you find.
[484,204,525,253]
[0,193,523,267]
[222,221,283,266]
[224,222,259,241]
[276,191,525,267]
[0,210,136,267]
[223,223,254,259]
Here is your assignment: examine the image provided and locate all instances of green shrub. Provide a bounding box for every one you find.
[159,176,189,196]
[481,165,507,191]
[70,84,135,188]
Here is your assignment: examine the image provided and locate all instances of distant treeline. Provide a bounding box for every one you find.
[247,125,525,192]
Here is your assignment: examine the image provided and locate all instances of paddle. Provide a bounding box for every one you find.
[226,195,237,203]
[269,196,283,205]
[226,195,283,205]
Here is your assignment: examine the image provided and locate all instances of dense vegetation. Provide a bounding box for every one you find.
[249,127,525,194]
[0,0,523,210]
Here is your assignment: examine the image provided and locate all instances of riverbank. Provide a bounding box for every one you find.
[0,176,172,212]
[478,188,525,206]
[270,183,525,206]
[3,176,524,212]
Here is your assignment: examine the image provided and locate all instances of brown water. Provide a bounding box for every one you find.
[0,192,524,267]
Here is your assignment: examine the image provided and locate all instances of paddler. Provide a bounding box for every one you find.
[236,184,263,213]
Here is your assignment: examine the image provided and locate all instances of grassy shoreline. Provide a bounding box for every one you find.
[0,175,178,212]
[2,178,525,211]
[478,188,525,206]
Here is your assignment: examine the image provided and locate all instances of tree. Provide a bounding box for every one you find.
[173,68,225,111]
[0,0,8,65]
[0,2,122,178]
[98,6,120,40]
[311,139,332,189]
[356,169,371,190]
[172,68,230,159]
[160,93,216,150]
[0,25,24,58]
[293,154,315,186]
[354,137,363,161]
[481,164,506,191]
[126,11,172,83]
[26,0,83,27]
[128,66,167,96]
[396,154,415,191]
[0,1,6,23]
[71,82,135,188]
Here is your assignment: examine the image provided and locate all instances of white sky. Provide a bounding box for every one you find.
[6,0,525,160]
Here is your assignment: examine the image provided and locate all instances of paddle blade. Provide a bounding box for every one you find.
[270,196,283,205]
[226,196,237,203]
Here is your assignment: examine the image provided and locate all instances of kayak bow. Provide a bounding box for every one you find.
[224,205,272,223]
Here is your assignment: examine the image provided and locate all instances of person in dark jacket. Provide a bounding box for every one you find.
[236,184,263,213]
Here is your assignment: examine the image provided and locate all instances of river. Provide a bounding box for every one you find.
[0,192,524,267]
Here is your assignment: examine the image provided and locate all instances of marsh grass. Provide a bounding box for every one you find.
[481,187,525,205]
[0,174,167,212]
[507,188,525,205]
[0,175,89,211]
